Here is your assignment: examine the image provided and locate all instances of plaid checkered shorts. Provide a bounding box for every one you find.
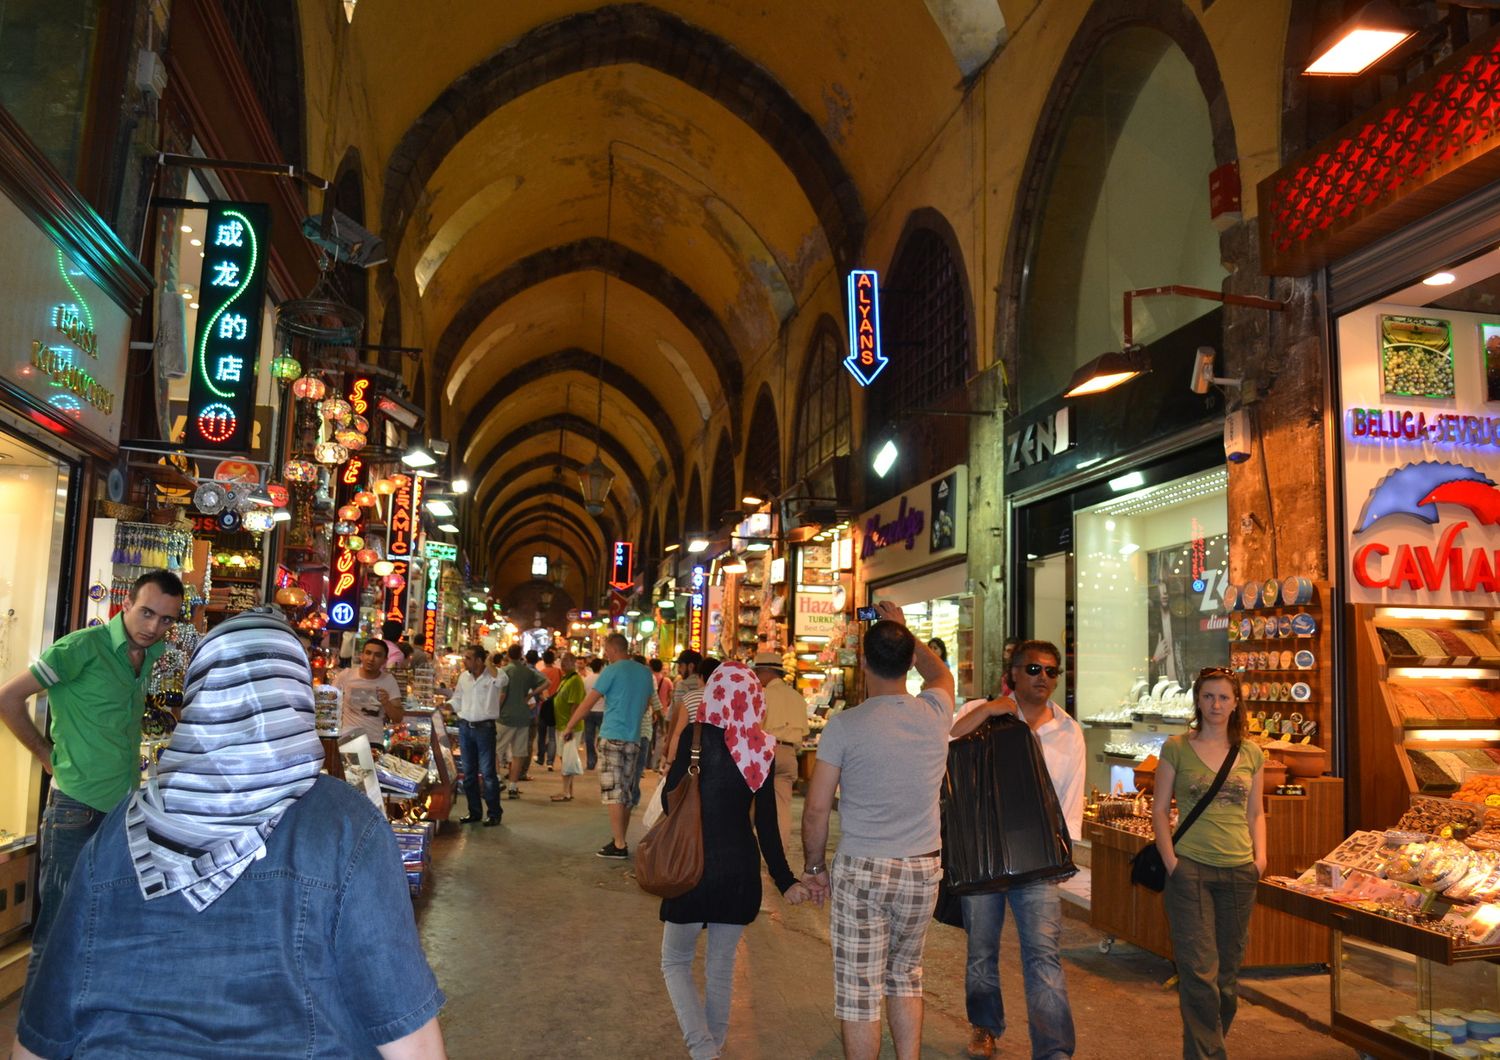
[597,738,641,806]
[829,852,943,1022]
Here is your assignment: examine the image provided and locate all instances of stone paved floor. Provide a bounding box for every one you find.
[0,765,1357,1058]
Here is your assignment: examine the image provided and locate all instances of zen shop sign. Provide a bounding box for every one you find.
[1338,302,1500,605]
[856,466,967,584]
[0,190,130,445]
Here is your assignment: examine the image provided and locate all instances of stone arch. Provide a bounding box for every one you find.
[435,240,742,428]
[743,384,781,502]
[792,314,852,487]
[380,4,865,273]
[994,0,1239,405]
[684,468,704,534]
[491,533,593,592]
[465,414,652,513]
[708,431,737,527]
[455,347,686,482]
[329,147,369,333]
[664,493,680,551]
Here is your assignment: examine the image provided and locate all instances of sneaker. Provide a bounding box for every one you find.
[966,1027,996,1059]
[595,841,629,859]
[507,788,521,800]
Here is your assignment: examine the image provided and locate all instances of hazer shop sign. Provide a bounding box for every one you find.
[1337,300,1500,605]
[856,466,968,585]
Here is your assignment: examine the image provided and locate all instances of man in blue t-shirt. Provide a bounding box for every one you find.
[561,632,654,858]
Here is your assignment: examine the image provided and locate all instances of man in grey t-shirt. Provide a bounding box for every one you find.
[802,600,954,1059]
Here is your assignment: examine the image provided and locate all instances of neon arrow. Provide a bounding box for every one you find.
[844,269,888,387]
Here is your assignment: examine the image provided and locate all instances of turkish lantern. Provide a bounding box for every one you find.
[336,504,360,522]
[282,459,318,484]
[333,520,358,535]
[267,483,290,507]
[372,478,395,496]
[275,586,309,608]
[319,398,352,424]
[314,441,348,465]
[291,377,326,401]
[356,548,380,565]
[352,414,370,434]
[388,473,410,489]
[334,428,366,451]
[372,560,395,577]
[384,573,406,591]
[270,356,303,383]
[352,490,377,508]
[345,535,365,551]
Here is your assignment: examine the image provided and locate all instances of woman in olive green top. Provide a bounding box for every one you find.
[1152,667,1265,1060]
[551,654,587,801]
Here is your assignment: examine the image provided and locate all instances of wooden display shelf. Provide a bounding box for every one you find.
[1352,604,1500,829]
[1085,776,1344,968]
[1257,880,1500,965]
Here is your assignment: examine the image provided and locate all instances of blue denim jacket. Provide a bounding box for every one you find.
[18,777,444,1058]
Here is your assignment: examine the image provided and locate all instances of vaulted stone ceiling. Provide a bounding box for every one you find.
[343,0,1008,603]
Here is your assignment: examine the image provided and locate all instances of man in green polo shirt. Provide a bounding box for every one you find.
[0,569,182,981]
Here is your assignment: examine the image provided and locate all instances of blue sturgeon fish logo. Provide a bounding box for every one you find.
[1355,461,1494,533]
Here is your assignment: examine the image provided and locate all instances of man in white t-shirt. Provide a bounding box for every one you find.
[949,640,1084,1060]
[801,600,953,1059]
[452,643,507,827]
[334,639,403,750]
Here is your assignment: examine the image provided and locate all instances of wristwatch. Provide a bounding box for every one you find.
[805,864,827,875]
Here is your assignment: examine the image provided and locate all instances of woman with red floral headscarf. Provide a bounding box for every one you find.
[657,659,811,1058]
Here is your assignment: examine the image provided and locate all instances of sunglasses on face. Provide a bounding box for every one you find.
[1023,663,1062,678]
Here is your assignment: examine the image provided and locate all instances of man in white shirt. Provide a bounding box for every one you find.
[754,650,810,854]
[452,643,507,827]
[949,640,1084,1060]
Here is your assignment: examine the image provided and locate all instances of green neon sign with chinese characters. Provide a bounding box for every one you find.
[186,202,269,450]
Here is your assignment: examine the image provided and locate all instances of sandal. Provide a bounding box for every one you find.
[550,794,573,802]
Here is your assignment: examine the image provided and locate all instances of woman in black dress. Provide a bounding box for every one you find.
[658,660,809,1059]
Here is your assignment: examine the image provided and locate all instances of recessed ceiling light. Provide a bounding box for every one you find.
[180,224,193,233]
[1422,272,1457,286]
[189,238,202,247]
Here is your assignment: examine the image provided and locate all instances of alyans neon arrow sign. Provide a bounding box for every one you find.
[845,269,887,386]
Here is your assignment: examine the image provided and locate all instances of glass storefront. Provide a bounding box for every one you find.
[1022,462,1229,796]
[0,430,75,849]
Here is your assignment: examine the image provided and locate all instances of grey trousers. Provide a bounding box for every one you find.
[1163,856,1258,1060]
[661,921,745,1060]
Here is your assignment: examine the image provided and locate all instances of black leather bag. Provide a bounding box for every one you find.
[1130,741,1240,892]
[940,713,1076,895]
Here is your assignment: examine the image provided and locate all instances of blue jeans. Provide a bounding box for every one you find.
[26,788,105,991]
[961,881,1075,1059]
[584,713,602,770]
[628,735,650,807]
[458,719,500,819]
[661,921,745,1059]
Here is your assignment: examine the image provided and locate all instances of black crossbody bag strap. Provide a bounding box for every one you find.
[1170,742,1241,846]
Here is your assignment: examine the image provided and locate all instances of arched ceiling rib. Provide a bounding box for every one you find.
[456,348,685,483]
[472,453,629,537]
[471,433,634,525]
[379,4,866,275]
[465,414,653,520]
[489,505,607,569]
[482,480,622,556]
[436,240,740,436]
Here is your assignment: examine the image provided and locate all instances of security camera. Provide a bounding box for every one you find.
[1190,347,1217,395]
[1224,407,1252,463]
[300,208,388,268]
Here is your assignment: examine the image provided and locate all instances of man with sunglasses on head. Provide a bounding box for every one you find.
[949,639,1085,1060]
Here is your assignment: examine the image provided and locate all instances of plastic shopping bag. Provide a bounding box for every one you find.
[941,713,1076,894]
[561,735,583,777]
[641,772,669,829]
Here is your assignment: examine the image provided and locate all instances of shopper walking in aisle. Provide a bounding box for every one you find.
[0,569,183,986]
[333,638,404,751]
[499,644,547,799]
[453,642,506,827]
[583,656,605,770]
[535,649,562,770]
[1153,667,1266,1060]
[753,650,810,855]
[658,659,811,1059]
[664,653,717,770]
[649,657,674,769]
[628,653,655,808]
[551,652,587,802]
[11,607,446,1059]
[801,600,954,1060]
[561,633,655,858]
[950,641,1086,1059]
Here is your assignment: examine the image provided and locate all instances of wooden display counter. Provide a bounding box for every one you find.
[1085,775,1344,967]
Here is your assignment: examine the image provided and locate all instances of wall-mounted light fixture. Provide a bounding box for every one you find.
[1304,1,1418,76]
